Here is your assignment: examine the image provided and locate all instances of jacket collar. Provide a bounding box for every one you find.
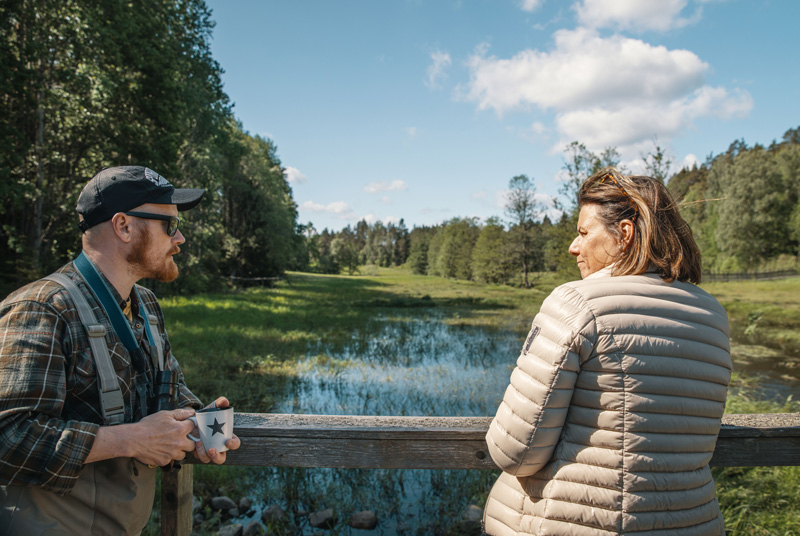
[584,265,615,280]
[583,263,661,281]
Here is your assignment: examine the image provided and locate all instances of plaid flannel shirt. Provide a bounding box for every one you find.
[0,260,201,495]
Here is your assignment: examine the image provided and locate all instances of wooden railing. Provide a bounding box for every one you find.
[160,412,800,535]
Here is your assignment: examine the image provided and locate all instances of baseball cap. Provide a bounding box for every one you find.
[77,166,205,231]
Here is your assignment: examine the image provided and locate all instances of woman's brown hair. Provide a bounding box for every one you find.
[577,167,702,283]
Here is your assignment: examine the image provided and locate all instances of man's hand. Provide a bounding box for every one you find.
[87,407,198,466]
[191,396,241,465]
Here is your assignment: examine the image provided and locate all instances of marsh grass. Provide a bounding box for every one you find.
[703,277,800,357]
[149,270,799,535]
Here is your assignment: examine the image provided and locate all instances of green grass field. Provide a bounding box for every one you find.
[156,268,799,535]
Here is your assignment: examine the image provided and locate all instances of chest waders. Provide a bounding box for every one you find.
[0,254,178,536]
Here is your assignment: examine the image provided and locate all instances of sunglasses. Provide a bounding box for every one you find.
[124,211,181,237]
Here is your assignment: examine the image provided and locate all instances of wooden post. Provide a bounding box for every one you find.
[160,464,193,536]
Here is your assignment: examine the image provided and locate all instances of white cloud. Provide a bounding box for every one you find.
[299,200,355,219]
[364,180,408,194]
[520,0,543,12]
[284,166,307,184]
[466,30,707,113]
[554,86,752,149]
[363,214,401,225]
[463,29,752,153]
[406,126,418,139]
[574,0,701,32]
[682,153,701,169]
[471,191,487,201]
[380,196,391,204]
[425,50,452,89]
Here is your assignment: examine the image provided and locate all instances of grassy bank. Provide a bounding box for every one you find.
[154,269,798,535]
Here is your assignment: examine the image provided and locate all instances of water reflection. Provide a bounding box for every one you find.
[275,313,520,417]
[729,342,800,399]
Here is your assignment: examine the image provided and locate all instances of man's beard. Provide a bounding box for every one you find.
[127,227,180,282]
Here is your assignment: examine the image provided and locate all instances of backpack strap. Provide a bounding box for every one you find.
[137,291,165,371]
[44,273,126,425]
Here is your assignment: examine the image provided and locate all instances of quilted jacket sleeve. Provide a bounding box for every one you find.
[485,284,596,477]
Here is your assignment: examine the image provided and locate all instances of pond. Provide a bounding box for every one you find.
[232,311,798,535]
[274,312,518,418]
[229,312,519,535]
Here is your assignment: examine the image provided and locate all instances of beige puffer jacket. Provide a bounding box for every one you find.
[484,269,731,535]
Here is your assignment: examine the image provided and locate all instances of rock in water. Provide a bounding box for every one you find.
[309,508,336,529]
[218,523,243,536]
[242,520,264,536]
[211,496,238,511]
[261,504,286,523]
[462,504,483,522]
[349,510,378,530]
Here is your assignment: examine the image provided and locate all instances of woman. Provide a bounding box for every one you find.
[484,168,731,535]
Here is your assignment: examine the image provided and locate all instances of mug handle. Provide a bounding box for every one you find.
[187,415,200,442]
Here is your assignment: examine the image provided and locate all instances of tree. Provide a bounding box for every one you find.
[218,130,301,280]
[559,142,596,211]
[390,219,410,266]
[331,236,360,275]
[710,146,795,269]
[543,212,580,280]
[641,139,673,183]
[406,226,436,275]
[505,175,541,288]
[0,0,308,295]
[471,218,513,284]
[308,229,339,274]
[429,218,479,280]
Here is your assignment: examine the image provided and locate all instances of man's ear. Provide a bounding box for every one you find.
[110,213,135,244]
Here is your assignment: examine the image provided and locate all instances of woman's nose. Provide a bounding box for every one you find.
[568,236,580,257]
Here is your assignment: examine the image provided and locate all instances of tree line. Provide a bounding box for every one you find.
[1,0,306,295]
[3,2,798,295]
[670,129,800,273]
[307,128,800,285]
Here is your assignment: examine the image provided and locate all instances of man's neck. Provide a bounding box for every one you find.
[82,249,137,301]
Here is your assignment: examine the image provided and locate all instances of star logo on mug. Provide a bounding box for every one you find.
[208,418,225,436]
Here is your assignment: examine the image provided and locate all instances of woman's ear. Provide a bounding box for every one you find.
[619,219,635,250]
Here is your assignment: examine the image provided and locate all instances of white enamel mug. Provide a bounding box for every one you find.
[188,406,234,453]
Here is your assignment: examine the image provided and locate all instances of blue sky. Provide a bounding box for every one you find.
[206,0,800,232]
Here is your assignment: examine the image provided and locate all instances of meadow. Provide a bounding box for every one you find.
[153,268,800,535]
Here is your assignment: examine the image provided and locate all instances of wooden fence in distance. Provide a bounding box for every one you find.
[704,269,797,283]
[161,412,800,535]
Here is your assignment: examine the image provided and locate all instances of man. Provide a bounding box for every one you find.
[0,166,241,535]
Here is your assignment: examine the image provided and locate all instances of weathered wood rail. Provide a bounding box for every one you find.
[161,412,800,535]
